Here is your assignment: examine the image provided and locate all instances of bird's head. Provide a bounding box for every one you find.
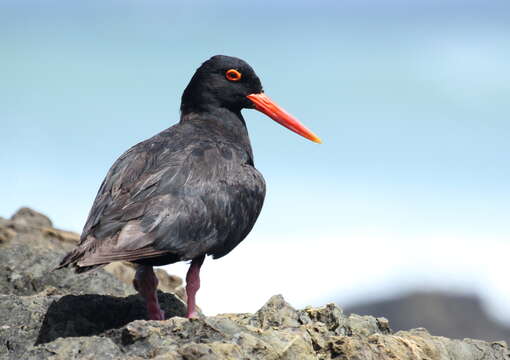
[181,55,321,144]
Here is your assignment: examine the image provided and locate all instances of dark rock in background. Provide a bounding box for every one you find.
[346,291,510,345]
[1,208,509,359]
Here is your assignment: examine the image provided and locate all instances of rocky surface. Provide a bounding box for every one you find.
[346,291,510,344]
[1,208,509,359]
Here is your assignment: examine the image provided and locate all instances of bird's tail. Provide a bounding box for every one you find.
[54,247,103,273]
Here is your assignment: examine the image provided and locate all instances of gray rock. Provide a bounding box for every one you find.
[7,295,508,360]
[0,288,186,358]
[0,228,133,297]
[346,291,510,344]
[1,208,509,360]
[10,208,53,229]
[0,290,56,358]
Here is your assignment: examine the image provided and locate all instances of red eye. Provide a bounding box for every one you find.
[225,69,242,81]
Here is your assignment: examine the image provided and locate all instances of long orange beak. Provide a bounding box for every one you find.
[246,93,322,144]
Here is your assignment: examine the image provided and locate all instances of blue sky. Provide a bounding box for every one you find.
[1,0,509,321]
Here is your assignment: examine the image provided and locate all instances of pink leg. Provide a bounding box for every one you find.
[185,255,205,318]
[133,265,165,320]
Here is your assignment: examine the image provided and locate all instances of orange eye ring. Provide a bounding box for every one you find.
[225,69,242,82]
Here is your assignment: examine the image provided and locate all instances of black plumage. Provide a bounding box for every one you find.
[58,55,320,319]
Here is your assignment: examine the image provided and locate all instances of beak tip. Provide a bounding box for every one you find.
[309,134,322,144]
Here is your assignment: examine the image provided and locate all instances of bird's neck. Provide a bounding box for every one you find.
[180,107,254,161]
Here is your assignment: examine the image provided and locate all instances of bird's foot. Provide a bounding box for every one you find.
[186,310,199,319]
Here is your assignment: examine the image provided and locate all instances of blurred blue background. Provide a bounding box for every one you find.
[1,0,509,329]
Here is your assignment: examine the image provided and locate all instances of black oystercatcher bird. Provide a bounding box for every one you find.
[58,55,321,320]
